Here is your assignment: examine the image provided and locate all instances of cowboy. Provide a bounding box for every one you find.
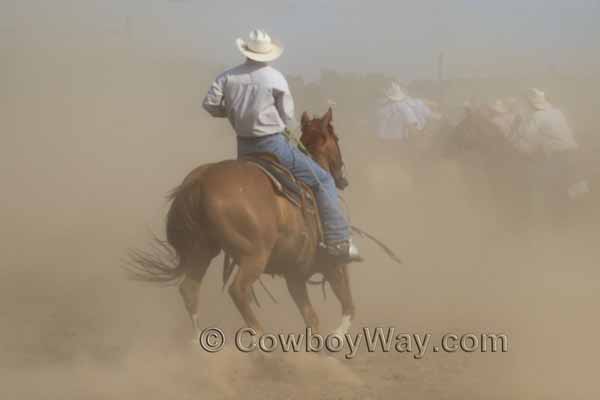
[377,82,440,139]
[512,89,587,220]
[513,89,579,156]
[376,82,419,141]
[202,29,361,262]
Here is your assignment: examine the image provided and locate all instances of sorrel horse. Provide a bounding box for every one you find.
[130,108,355,338]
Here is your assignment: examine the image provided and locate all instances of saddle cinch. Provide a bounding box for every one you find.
[240,153,324,241]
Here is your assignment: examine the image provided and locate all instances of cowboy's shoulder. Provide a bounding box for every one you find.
[218,63,249,79]
[256,66,289,90]
[262,65,287,80]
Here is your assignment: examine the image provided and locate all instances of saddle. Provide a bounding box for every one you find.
[241,153,323,241]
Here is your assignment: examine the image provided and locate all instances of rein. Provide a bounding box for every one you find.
[283,127,309,153]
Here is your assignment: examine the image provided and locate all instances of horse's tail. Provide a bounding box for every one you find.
[126,165,214,284]
[126,235,184,285]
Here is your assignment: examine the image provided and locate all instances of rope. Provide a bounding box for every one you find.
[350,225,403,265]
[282,127,309,154]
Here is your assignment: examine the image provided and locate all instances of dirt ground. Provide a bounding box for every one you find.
[3,40,600,399]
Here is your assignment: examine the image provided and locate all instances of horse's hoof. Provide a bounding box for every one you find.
[190,332,202,349]
[332,330,346,338]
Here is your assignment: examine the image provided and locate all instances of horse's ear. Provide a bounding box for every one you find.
[321,107,333,132]
[301,112,310,128]
[324,107,333,122]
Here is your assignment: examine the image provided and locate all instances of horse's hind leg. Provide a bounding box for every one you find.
[228,253,268,335]
[323,264,355,336]
[285,277,320,334]
[178,245,218,335]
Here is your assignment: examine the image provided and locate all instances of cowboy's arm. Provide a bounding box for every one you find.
[277,91,296,129]
[554,110,579,149]
[273,75,297,130]
[401,103,420,135]
[202,75,227,118]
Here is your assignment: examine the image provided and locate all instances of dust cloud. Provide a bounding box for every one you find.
[2,2,600,399]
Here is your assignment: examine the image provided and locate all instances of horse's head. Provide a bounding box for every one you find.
[299,107,348,190]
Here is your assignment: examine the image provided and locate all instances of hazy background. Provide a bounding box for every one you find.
[2,1,600,399]
[3,0,600,79]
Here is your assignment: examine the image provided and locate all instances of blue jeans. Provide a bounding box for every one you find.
[237,133,349,243]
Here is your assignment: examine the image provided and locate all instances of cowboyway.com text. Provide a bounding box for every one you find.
[198,327,509,359]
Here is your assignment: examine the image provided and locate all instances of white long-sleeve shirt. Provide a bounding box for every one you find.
[376,99,418,140]
[202,60,296,137]
[513,107,578,156]
[407,98,433,131]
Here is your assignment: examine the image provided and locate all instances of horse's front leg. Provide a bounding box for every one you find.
[285,276,320,334]
[323,263,355,336]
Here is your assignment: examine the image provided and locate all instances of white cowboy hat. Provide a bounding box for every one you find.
[527,88,550,110]
[384,81,407,102]
[236,29,284,62]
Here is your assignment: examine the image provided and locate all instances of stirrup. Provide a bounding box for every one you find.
[322,240,364,263]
